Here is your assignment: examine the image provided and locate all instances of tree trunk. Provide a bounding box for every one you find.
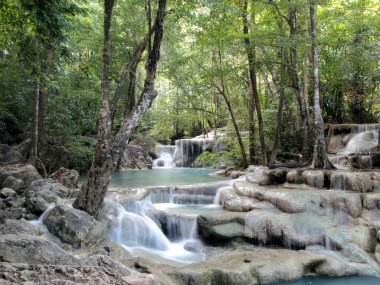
[243,0,267,165]
[309,0,334,169]
[124,67,137,117]
[73,0,167,216]
[289,6,310,162]
[109,25,155,122]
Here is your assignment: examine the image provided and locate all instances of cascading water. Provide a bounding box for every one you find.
[173,138,213,167]
[340,129,379,154]
[153,145,176,168]
[329,124,380,169]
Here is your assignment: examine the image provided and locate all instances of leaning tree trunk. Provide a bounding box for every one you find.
[309,0,334,169]
[73,0,167,216]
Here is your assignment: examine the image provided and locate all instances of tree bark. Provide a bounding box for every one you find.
[243,0,267,165]
[309,0,334,169]
[109,25,155,122]
[73,0,167,216]
[124,67,137,117]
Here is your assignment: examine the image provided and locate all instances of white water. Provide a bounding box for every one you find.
[108,192,210,263]
[153,146,175,168]
[339,129,378,154]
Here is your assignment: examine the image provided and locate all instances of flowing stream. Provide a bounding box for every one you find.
[107,168,229,263]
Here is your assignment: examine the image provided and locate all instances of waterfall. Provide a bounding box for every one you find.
[153,145,175,168]
[107,193,207,263]
[341,130,378,154]
[173,138,213,167]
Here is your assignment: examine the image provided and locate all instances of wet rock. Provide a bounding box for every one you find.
[44,205,96,247]
[246,166,270,185]
[286,170,305,184]
[82,254,139,277]
[330,172,373,192]
[0,207,25,222]
[25,179,69,215]
[0,187,16,198]
[50,167,79,189]
[229,170,245,179]
[0,262,161,285]
[0,164,41,186]
[1,176,26,192]
[302,170,325,188]
[198,212,246,241]
[362,193,380,210]
[220,187,255,212]
[0,234,79,265]
[76,239,132,265]
[267,168,288,184]
[0,219,37,235]
[376,244,380,263]
[184,240,205,254]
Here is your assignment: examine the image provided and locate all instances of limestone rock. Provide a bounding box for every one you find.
[286,170,305,184]
[302,170,325,188]
[0,234,79,265]
[25,179,69,215]
[246,166,270,185]
[81,254,163,285]
[197,212,246,240]
[375,244,380,263]
[0,187,16,198]
[1,176,26,192]
[0,262,161,285]
[44,205,95,247]
[0,164,41,186]
[0,219,37,236]
[0,207,25,222]
[119,145,153,170]
[220,187,255,212]
[330,172,373,192]
[50,167,79,189]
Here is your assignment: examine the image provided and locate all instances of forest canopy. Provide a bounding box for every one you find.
[1,0,379,172]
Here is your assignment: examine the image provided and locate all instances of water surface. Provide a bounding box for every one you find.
[110,168,228,188]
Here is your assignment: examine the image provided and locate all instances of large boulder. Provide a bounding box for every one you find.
[81,254,161,285]
[25,179,70,215]
[44,205,96,247]
[1,176,26,192]
[50,167,79,189]
[0,187,16,199]
[119,145,153,170]
[0,219,37,236]
[0,234,79,265]
[246,166,271,185]
[118,137,159,170]
[0,262,161,285]
[0,164,41,186]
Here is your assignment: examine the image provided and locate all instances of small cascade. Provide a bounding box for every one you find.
[330,173,347,190]
[109,204,172,250]
[341,130,379,154]
[163,215,197,242]
[173,138,213,167]
[153,145,176,168]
